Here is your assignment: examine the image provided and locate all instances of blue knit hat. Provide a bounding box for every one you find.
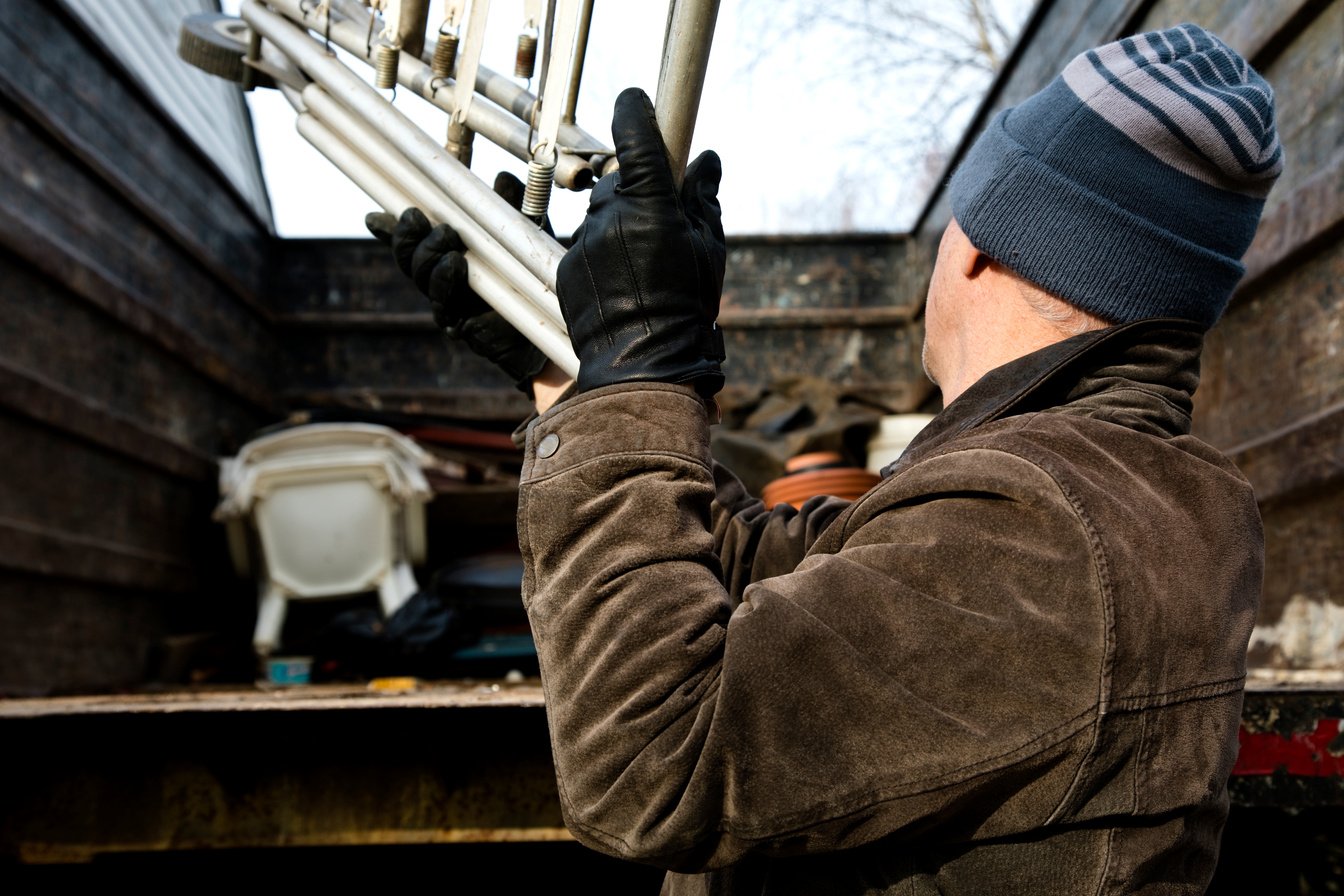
[949,23,1282,329]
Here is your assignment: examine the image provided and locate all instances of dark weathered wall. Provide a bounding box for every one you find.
[0,1,279,695]
[914,0,1344,673]
[273,233,935,427]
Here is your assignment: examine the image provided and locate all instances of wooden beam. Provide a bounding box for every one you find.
[1238,146,1344,294]
[1227,399,1344,507]
[0,516,196,593]
[0,359,215,482]
[1219,0,1334,67]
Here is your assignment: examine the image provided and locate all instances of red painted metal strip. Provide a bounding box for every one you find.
[1232,718,1344,777]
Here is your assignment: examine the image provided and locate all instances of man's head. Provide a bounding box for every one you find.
[925,23,1282,398]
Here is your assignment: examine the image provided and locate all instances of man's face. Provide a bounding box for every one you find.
[920,220,968,388]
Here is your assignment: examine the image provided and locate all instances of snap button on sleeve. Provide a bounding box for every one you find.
[537,432,560,458]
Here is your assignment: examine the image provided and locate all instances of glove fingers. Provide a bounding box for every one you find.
[610,87,677,203]
[365,211,397,245]
[390,207,434,278]
[410,223,467,295]
[493,171,526,209]
[426,253,487,329]
[681,150,725,245]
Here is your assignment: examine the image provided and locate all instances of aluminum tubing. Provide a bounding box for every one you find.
[655,0,721,185]
[300,85,570,338]
[294,111,579,374]
[242,0,568,292]
[261,0,595,190]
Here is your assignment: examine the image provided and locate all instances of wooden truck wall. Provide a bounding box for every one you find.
[0,0,1339,698]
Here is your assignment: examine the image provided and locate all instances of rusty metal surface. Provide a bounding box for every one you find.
[0,688,566,863]
[1,679,1338,867]
[1231,684,1344,808]
[1227,401,1344,507]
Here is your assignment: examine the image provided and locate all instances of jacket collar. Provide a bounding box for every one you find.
[887,318,1205,475]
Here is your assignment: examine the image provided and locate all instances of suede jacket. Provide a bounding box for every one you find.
[516,319,1263,895]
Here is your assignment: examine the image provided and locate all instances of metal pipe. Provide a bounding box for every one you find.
[289,92,579,374]
[260,0,595,189]
[654,0,721,185]
[242,0,568,293]
[301,86,564,325]
[562,0,595,124]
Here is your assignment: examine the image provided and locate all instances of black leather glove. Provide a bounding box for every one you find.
[556,86,727,398]
[365,172,549,395]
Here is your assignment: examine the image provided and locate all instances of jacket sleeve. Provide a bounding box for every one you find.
[516,383,1107,871]
[709,462,851,604]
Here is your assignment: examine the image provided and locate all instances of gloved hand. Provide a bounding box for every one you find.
[365,172,549,396]
[556,86,727,398]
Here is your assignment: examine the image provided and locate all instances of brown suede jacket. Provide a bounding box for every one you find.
[516,319,1262,895]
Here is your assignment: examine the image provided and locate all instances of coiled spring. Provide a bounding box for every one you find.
[431,30,459,78]
[374,42,399,89]
[514,32,538,79]
[521,156,556,223]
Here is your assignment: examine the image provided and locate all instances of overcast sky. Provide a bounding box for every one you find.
[222,1,1031,238]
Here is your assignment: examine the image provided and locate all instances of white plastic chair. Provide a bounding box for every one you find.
[215,423,434,657]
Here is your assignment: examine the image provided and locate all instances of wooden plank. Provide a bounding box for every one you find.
[1239,146,1344,292]
[1219,0,1333,66]
[0,1,272,309]
[0,258,266,461]
[0,414,213,569]
[0,516,195,594]
[1195,239,1343,451]
[0,571,175,696]
[0,359,216,483]
[0,679,547,718]
[0,106,278,411]
[1257,4,1344,227]
[1228,400,1344,506]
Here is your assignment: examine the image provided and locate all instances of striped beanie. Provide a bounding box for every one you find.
[949,23,1283,329]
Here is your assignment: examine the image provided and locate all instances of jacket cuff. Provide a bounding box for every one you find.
[520,382,715,480]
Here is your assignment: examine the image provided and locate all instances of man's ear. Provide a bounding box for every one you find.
[962,244,994,279]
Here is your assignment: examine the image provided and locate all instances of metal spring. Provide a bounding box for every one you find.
[514,33,538,79]
[431,31,459,78]
[374,42,399,89]
[521,157,556,223]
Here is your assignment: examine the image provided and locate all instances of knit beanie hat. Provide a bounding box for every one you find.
[948,23,1282,329]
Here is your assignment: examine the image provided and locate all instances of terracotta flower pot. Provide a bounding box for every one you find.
[761,452,882,509]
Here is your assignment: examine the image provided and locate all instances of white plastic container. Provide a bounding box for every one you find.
[865,414,936,474]
[214,423,434,657]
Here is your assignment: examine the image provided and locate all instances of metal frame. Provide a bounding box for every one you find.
[225,0,721,375]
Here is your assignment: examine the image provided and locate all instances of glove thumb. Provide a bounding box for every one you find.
[609,87,676,200]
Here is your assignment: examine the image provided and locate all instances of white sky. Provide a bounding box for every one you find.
[222,1,1031,238]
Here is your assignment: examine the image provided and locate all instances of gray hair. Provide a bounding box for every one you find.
[1011,272,1113,337]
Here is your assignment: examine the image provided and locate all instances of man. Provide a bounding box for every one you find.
[370,22,1281,894]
